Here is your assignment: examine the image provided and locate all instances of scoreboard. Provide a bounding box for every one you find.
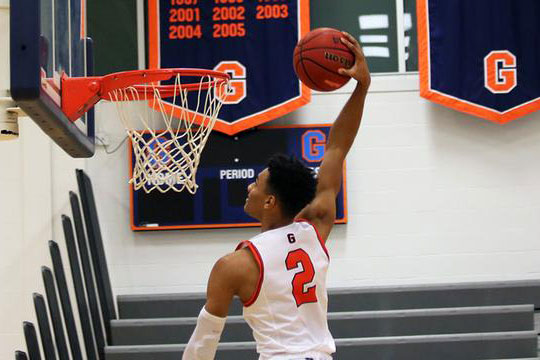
[147,0,311,135]
[130,124,347,230]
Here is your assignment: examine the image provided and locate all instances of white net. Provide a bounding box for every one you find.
[109,73,228,193]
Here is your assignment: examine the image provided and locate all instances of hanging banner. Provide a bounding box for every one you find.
[418,0,540,124]
[147,0,311,135]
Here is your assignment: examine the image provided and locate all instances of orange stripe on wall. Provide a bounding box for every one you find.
[80,0,86,38]
[300,0,310,37]
[341,161,348,224]
[423,93,540,124]
[215,93,311,135]
[129,140,135,231]
[149,91,311,136]
[132,222,261,231]
[417,0,430,100]
[148,0,159,69]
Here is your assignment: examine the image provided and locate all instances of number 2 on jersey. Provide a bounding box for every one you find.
[286,249,318,306]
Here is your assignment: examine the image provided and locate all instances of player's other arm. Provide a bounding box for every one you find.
[181,256,233,360]
[298,32,371,242]
[182,250,258,360]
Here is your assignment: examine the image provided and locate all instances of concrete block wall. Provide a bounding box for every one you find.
[87,78,540,297]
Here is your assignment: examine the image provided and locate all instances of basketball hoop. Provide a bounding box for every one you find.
[61,68,230,193]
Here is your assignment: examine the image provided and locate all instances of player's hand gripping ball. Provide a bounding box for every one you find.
[293,27,355,92]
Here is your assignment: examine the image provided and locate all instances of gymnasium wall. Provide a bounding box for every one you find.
[87,76,540,296]
[81,0,540,294]
[2,0,540,358]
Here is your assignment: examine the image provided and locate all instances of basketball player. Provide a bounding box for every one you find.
[183,31,371,360]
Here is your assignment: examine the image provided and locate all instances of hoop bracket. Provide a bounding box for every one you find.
[61,75,101,121]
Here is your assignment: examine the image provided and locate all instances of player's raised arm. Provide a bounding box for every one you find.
[298,32,371,241]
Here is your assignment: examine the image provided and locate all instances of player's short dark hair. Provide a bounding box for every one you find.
[266,154,317,218]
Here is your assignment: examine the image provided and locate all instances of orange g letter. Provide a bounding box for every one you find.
[484,50,517,94]
[214,61,247,104]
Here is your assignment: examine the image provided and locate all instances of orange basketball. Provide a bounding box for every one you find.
[293,28,354,92]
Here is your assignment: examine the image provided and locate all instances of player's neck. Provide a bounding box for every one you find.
[260,215,294,233]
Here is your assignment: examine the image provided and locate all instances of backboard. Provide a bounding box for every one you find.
[10,0,95,157]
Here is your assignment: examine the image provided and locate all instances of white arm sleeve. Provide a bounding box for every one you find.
[182,307,226,360]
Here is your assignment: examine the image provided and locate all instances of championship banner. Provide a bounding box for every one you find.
[417,0,540,124]
[130,124,347,230]
[147,0,311,135]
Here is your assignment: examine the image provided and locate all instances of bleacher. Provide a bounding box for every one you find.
[108,283,540,359]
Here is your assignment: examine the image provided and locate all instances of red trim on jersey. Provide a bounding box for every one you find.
[241,241,264,307]
[295,219,330,260]
[235,240,249,251]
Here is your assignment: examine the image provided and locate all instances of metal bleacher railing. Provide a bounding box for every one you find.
[16,169,115,360]
[49,240,86,360]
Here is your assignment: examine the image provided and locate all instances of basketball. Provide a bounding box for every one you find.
[293,28,355,92]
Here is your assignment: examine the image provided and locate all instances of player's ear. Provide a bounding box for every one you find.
[264,194,276,209]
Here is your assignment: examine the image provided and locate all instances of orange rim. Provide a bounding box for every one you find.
[100,68,230,100]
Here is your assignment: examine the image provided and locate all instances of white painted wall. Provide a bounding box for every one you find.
[0,121,86,360]
[0,117,51,360]
[87,75,540,298]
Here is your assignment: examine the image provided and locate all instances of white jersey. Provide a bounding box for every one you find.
[236,220,335,360]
